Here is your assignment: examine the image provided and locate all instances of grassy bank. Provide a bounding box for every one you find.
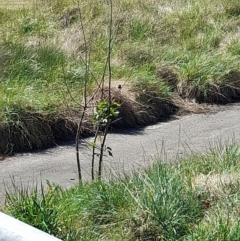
[0,0,240,153]
[2,143,240,240]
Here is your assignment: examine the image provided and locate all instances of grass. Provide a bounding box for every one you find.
[1,1,240,238]
[3,143,240,240]
[0,0,240,153]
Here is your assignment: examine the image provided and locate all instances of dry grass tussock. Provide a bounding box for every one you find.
[0,81,180,154]
[0,110,79,155]
[91,80,178,126]
[192,173,239,198]
[0,77,232,154]
[0,1,31,10]
[177,70,240,104]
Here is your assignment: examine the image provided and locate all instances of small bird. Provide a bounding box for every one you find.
[118,84,122,90]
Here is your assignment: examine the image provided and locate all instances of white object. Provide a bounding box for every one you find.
[0,212,62,241]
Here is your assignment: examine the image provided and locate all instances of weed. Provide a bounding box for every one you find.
[129,164,202,240]
[5,182,62,237]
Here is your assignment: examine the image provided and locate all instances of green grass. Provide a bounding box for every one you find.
[0,0,240,153]
[1,1,240,235]
[3,144,240,240]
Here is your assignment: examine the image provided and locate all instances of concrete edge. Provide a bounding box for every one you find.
[0,212,62,241]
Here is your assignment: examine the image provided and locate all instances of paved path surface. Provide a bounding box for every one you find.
[1,103,240,204]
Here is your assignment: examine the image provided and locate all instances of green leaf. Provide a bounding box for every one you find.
[91,142,97,148]
[108,150,113,157]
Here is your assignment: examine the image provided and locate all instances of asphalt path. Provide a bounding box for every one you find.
[1,103,240,204]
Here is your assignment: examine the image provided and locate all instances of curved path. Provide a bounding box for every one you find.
[1,103,240,204]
